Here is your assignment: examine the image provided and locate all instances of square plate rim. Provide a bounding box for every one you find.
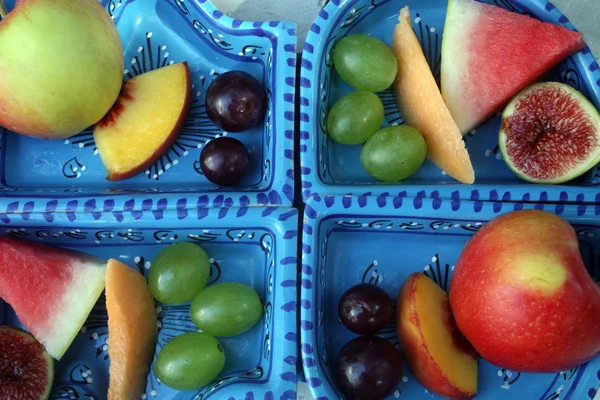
[0,204,299,399]
[300,194,600,399]
[298,0,600,204]
[0,0,298,208]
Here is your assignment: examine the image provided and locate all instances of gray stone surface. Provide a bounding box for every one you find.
[553,0,600,59]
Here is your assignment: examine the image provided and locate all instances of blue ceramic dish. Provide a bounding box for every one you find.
[0,205,298,399]
[299,0,600,204]
[300,195,600,399]
[0,0,296,209]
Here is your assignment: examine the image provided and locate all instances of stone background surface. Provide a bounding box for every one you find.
[210,0,600,398]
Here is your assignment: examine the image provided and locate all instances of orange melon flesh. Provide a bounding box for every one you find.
[106,259,157,400]
[391,7,475,184]
[94,62,191,181]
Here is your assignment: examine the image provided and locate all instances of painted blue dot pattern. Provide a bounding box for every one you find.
[299,0,600,204]
[300,194,600,400]
[0,0,296,209]
[0,205,298,399]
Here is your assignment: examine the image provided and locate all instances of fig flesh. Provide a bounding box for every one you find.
[499,82,600,184]
[0,326,54,400]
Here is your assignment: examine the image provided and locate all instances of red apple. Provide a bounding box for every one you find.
[450,210,600,372]
[94,62,191,181]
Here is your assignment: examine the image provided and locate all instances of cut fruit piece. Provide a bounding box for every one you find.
[94,62,191,181]
[0,326,54,400]
[397,273,478,399]
[391,7,475,184]
[500,82,600,183]
[106,259,157,400]
[441,0,586,135]
[0,237,107,360]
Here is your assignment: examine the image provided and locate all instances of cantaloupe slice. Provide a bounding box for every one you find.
[106,259,157,400]
[391,7,475,184]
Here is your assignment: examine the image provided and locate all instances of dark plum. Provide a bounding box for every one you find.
[338,283,393,335]
[205,70,266,132]
[334,336,403,400]
[200,137,249,186]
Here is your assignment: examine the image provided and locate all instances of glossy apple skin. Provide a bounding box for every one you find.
[0,0,123,139]
[397,273,477,399]
[450,210,600,372]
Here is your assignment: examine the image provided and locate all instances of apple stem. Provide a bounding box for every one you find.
[0,0,7,19]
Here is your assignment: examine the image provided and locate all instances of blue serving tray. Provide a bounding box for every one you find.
[299,0,600,204]
[300,195,600,400]
[0,205,298,400]
[0,0,296,208]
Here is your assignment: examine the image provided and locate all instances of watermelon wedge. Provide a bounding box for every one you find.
[0,237,107,360]
[441,0,586,135]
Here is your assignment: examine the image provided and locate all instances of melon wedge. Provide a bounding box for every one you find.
[392,7,475,184]
[441,0,586,135]
[106,259,157,400]
[0,237,106,360]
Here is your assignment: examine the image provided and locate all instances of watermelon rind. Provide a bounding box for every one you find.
[440,0,478,135]
[46,257,107,360]
[499,82,600,184]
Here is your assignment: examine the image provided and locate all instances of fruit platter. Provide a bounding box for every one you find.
[0,0,296,211]
[1,0,600,399]
[0,205,298,399]
[300,0,600,203]
[301,195,600,399]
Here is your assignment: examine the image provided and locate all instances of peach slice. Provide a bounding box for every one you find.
[397,273,477,399]
[94,62,191,181]
[106,259,157,400]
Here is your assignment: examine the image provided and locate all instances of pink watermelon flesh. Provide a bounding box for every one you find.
[441,0,586,135]
[0,237,106,360]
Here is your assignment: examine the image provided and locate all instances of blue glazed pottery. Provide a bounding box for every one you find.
[0,0,296,209]
[299,0,600,204]
[0,205,298,399]
[300,194,600,400]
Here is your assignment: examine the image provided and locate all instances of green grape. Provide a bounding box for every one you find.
[327,91,384,145]
[148,242,210,305]
[190,282,263,337]
[333,34,398,93]
[155,332,225,391]
[360,125,427,182]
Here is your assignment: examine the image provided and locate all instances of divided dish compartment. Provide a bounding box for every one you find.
[0,206,298,399]
[0,0,296,207]
[300,195,600,399]
[299,0,600,203]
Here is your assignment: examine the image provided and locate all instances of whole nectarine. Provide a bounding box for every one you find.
[0,0,123,139]
[450,210,600,372]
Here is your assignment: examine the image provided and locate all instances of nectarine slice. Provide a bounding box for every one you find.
[397,273,477,399]
[106,259,157,400]
[94,62,191,181]
[391,7,475,184]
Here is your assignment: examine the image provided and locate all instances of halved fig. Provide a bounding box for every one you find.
[499,82,600,184]
[0,326,54,400]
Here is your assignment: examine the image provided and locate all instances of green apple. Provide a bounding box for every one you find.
[0,0,123,139]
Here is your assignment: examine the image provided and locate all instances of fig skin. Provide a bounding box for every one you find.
[0,326,54,400]
[499,81,600,184]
